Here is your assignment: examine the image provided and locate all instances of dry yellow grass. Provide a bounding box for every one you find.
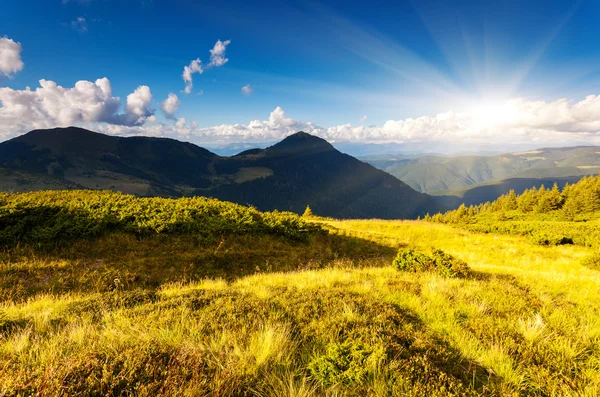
[1,216,599,395]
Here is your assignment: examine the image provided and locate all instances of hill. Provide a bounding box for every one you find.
[0,127,441,219]
[426,174,600,247]
[364,146,600,193]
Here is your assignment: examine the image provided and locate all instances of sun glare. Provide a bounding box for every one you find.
[469,99,516,127]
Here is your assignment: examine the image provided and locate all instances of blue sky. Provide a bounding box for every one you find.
[1,0,600,150]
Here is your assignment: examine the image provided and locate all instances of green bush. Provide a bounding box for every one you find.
[581,252,600,270]
[308,340,386,386]
[430,249,471,278]
[392,249,470,278]
[392,249,434,272]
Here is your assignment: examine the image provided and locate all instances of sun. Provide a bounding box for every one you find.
[469,99,517,128]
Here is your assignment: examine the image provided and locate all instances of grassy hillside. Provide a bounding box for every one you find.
[426,174,600,249]
[1,190,600,395]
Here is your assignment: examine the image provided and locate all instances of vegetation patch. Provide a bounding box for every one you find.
[581,252,600,270]
[0,190,321,247]
[393,248,470,278]
[308,340,386,386]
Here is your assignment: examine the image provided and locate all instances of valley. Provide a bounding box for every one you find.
[364,147,600,205]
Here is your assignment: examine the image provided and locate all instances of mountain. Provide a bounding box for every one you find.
[364,146,600,193]
[0,127,442,219]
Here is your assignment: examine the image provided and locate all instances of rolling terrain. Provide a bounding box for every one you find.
[364,147,600,194]
[0,127,441,219]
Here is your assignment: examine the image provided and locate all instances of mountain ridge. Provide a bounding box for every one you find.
[0,127,443,219]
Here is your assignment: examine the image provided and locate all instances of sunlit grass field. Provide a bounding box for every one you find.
[1,192,599,396]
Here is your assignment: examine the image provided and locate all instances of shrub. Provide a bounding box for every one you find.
[581,252,600,270]
[392,249,434,272]
[392,248,470,278]
[529,231,573,246]
[308,340,386,386]
[430,249,471,278]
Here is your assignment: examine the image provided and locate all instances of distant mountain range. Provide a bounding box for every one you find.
[0,127,443,219]
[363,146,600,194]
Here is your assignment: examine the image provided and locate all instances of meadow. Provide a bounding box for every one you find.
[1,191,599,396]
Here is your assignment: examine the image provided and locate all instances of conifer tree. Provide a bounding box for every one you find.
[303,205,314,217]
[504,189,518,211]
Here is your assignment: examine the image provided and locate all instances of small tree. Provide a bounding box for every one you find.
[503,189,518,211]
[303,205,314,217]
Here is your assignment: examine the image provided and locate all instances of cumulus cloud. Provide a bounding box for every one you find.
[71,17,88,32]
[3,89,600,147]
[161,93,180,119]
[89,95,600,146]
[209,40,231,68]
[181,39,230,95]
[124,85,153,123]
[241,84,253,96]
[360,115,367,123]
[182,59,203,94]
[0,37,24,78]
[0,78,155,137]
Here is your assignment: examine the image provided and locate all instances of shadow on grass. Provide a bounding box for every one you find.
[1,281,503,396]
[0,230,397,302]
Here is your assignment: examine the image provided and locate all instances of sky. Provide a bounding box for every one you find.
[1,0,600,153]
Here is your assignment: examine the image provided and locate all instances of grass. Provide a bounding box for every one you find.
[1,192,600,395]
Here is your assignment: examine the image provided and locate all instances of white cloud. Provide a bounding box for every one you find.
[0,37,24,78]
[3,88,600,148]
[181,40,231,94]
[209,40,231,68]
[241,84,253,96]
[90,95,600,146]
[161,93,180,119]
[125,85,153,122]
[182,59,203,95]
[0,78,155,137]
[360,115,367,123]
[71,17,88,32]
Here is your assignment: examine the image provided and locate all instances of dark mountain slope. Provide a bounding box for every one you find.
[0,128,442,219]
[208,133,439,218]
[0,127,217,191]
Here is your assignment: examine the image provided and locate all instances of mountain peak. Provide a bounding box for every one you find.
[268,131,335,156]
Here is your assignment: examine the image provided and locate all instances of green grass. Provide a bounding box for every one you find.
[1,191,600,395]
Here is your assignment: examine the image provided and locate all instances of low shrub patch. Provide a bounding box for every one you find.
[308,340,386,386]
[392,248,470,278]
[0,190,322,247]
[581,252,600,270]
